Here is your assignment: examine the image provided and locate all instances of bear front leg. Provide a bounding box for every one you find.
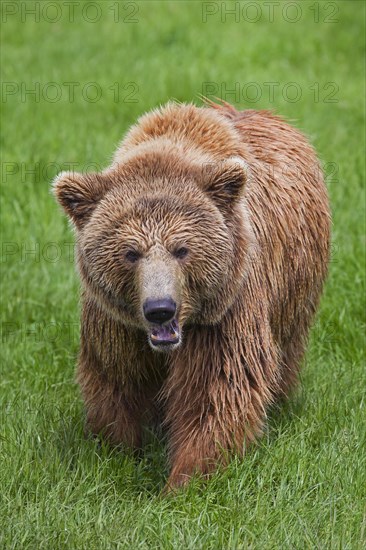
[77,303,163,450]
[78,364,144,449]
[165,390,261,490]
[164,323,278,490]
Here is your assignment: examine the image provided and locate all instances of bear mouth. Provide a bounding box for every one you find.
[148,319,180,349]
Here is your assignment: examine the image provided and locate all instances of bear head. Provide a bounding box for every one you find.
[53,148,254,352]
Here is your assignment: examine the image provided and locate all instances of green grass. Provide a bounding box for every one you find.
[1,1,365,548]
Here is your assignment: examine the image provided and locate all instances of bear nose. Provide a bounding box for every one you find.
[143,298,176,324]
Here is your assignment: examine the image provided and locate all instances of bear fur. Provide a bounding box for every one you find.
[53,100,330,490]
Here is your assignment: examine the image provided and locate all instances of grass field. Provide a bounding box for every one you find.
[1,1,365,548]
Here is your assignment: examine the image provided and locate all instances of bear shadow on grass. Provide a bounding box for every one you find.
[265,385,307,441]
[49,409,169,494]
[46,387,305,496]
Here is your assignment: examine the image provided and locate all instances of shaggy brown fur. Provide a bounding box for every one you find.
[53,100,330,490]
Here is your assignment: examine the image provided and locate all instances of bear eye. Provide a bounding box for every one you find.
[173,246,189,260]
[125,250,141,263]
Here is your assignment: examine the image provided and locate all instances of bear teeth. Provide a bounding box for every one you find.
[149,319,180,344]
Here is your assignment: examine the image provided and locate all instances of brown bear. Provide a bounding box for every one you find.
[53,100,330,490]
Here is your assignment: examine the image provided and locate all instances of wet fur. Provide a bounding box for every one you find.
[53,101,330,490]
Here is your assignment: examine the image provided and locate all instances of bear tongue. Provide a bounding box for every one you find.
[150,320,180,344]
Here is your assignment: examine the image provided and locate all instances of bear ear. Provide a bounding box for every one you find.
[52,171,112,229]
[203,157,249,210]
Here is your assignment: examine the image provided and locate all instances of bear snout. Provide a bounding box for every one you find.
[143,297,177,324]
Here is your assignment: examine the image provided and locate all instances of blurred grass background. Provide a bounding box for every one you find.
[1,1,365,548]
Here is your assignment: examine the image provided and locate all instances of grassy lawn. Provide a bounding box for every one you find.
[1,1,365,548]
